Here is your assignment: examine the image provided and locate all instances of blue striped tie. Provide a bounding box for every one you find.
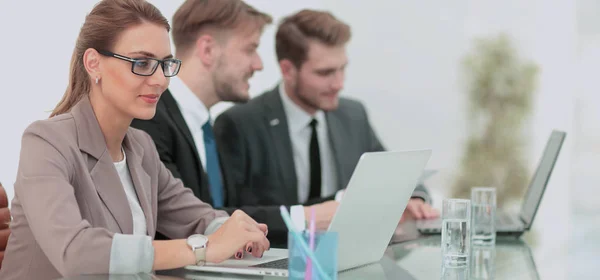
[202,119,224,208]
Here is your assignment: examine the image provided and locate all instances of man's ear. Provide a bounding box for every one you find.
[279,59,298,86]
[194,34,221,66]
[82,48,102,79]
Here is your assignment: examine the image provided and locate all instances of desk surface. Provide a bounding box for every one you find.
[59,221,541,280]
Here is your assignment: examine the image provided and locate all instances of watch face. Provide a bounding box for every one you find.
[187,234,208,247]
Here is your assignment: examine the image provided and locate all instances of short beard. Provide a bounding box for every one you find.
[292,76,320,113]
[211,60,250,104]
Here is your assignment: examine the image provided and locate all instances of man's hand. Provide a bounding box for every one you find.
[304,201,339,231]
[400,198,439,223]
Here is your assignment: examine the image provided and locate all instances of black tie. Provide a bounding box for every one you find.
[309,119,321,200]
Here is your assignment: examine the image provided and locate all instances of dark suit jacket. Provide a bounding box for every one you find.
[131,90,288,244]
[213,86,430,236]
[132,90,213,202]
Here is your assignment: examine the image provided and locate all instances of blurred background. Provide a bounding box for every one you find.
[0,0,598,278]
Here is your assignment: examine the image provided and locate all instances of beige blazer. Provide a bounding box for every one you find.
[0,96,228,279]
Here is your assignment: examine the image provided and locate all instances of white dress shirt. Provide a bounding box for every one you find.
[169,76,210,171]
[279,83,342,230]
[114,149,147,236]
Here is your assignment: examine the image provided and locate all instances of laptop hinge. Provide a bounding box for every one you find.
[519,215,529,229]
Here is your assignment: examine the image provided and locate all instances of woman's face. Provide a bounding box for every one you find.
[96,22,174,120]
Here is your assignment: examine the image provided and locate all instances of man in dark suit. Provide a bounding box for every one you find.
[214,9,439,234]
[131,0,281,249]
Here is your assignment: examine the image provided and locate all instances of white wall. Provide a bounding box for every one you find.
[569,2,600,275]
[574,0,600,214]
[0,1,99,202]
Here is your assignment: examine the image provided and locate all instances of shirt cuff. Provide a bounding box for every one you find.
[204,216,229,235]
[109,233,154,274]
[290,205,306,231]
[334,189,345,202]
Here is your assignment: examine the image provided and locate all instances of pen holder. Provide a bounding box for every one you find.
[288,231,338,280]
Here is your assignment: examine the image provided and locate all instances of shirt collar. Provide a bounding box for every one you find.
[169,76,211,128]
[278,82,325,134]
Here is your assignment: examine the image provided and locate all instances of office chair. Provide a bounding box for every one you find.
[0,183,10,268]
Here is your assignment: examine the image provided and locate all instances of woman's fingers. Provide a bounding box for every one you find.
[234,248,244,259]
[248,231,270,254]
[251,241,265,258]
[257,223,268,235]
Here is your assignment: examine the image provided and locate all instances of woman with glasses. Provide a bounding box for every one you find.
[0,0,270,279]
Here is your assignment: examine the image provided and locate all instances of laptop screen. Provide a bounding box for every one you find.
[519,130,566,228]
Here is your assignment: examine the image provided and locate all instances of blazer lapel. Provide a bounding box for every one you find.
[71,96,133,234]
[262,87,299,204]
[89,153,134,234]
[326,112,347,191]
[123,133,155,237]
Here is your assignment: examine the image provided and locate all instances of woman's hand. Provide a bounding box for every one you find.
[205,210,269,263]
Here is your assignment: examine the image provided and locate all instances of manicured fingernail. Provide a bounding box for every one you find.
[247,246,253,253]
[236,252,242,258]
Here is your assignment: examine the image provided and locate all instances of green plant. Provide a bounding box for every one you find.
[452,33,539,208]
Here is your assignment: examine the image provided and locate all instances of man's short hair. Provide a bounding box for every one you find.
[172,0,272,55]
[276,9,351,68]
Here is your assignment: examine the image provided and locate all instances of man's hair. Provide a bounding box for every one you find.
[276,9,351,68]
[172,0,272,56]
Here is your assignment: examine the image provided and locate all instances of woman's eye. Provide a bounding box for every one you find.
[135,60,151,69]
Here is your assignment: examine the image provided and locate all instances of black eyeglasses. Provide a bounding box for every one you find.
[98,50,181,77]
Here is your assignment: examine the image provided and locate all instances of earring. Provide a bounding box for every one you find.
[95,77,99,84]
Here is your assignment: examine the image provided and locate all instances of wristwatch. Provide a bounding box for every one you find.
[186,234,209,266]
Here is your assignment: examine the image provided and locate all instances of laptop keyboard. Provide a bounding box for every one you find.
[251,258,289,269]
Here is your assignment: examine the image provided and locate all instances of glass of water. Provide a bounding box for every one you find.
[441,199,471,268]
[471,187,496,245]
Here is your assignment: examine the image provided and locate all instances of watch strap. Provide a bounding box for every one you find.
[194,246,207,266]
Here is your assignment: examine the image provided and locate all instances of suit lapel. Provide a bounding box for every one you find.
[71,96,133,234]
[162,90,202,162]
[326,112,347,190]
[262,87,299,204]
[123,133,155,237]
[161,90,208,198]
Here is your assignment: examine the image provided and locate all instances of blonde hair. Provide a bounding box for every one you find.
[171,0,272,56]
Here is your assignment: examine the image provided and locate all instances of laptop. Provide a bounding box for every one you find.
[417,130,566,237]
[184,149,433,277]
